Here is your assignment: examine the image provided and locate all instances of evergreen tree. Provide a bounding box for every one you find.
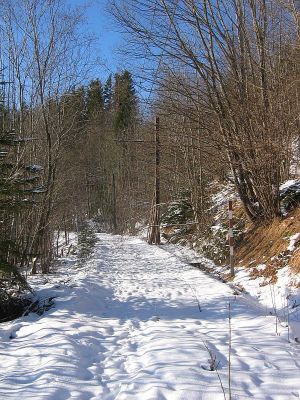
[0,128,42,320]
[103,74,112,111]
[113,70,137,137]
[86,79,104,119]
[61,85,87,146]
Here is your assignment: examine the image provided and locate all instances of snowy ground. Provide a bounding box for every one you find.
[166,242,300,343]
[1,234,300,400]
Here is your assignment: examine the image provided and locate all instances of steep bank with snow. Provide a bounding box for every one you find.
[161,180,300,344]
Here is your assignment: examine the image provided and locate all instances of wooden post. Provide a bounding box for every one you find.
[154,116,161,244]
[147,116,161,245]
[228,200,235,277]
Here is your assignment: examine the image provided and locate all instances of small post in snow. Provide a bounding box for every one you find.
[228,200,235,277]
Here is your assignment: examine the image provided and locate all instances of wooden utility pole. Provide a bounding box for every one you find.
[114,117,161,244]
[154,115,161,244]
[147,116,161,245]
[228,200,235,277]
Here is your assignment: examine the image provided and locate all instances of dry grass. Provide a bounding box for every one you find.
[290,249,300,274]
[250,263,281,285]
[236,208,300,273]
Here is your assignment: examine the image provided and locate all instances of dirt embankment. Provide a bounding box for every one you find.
[235,207,300,282]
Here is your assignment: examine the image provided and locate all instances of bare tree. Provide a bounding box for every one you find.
[1,0,94,272]
[111,0,300,222]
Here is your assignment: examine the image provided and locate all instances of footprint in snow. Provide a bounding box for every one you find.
[118,332,129,340]
[9,324,22,340]
[9,331,17,340]
[129,341,138,351]
[130,319,140,329]
[264,361,279,370]
[106,327,114,335]
[150,316,160,322]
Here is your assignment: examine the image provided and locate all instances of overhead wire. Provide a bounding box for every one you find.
[145,0,181,107]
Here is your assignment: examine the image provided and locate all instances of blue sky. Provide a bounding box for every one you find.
[67,0,151,101]
[68,0,126,81]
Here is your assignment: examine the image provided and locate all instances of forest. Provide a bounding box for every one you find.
[1,0,300,318]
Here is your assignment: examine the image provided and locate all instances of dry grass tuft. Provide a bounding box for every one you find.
[236,207,300,272]
[250,263,280,283]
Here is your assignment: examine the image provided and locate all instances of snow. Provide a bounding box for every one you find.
[227,264,300,342]
[31,186,45,194]
[210,183,236,211]
[280,180,297,191]
[1,234,300,399]
[288,233,300,252]
[26,164,43,173]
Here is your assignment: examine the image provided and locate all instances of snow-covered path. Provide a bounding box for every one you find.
[1,234,300,400]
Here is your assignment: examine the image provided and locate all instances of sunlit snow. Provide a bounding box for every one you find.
[0,234,299,399]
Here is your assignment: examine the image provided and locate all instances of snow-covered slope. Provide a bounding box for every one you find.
[0,234,299,399]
